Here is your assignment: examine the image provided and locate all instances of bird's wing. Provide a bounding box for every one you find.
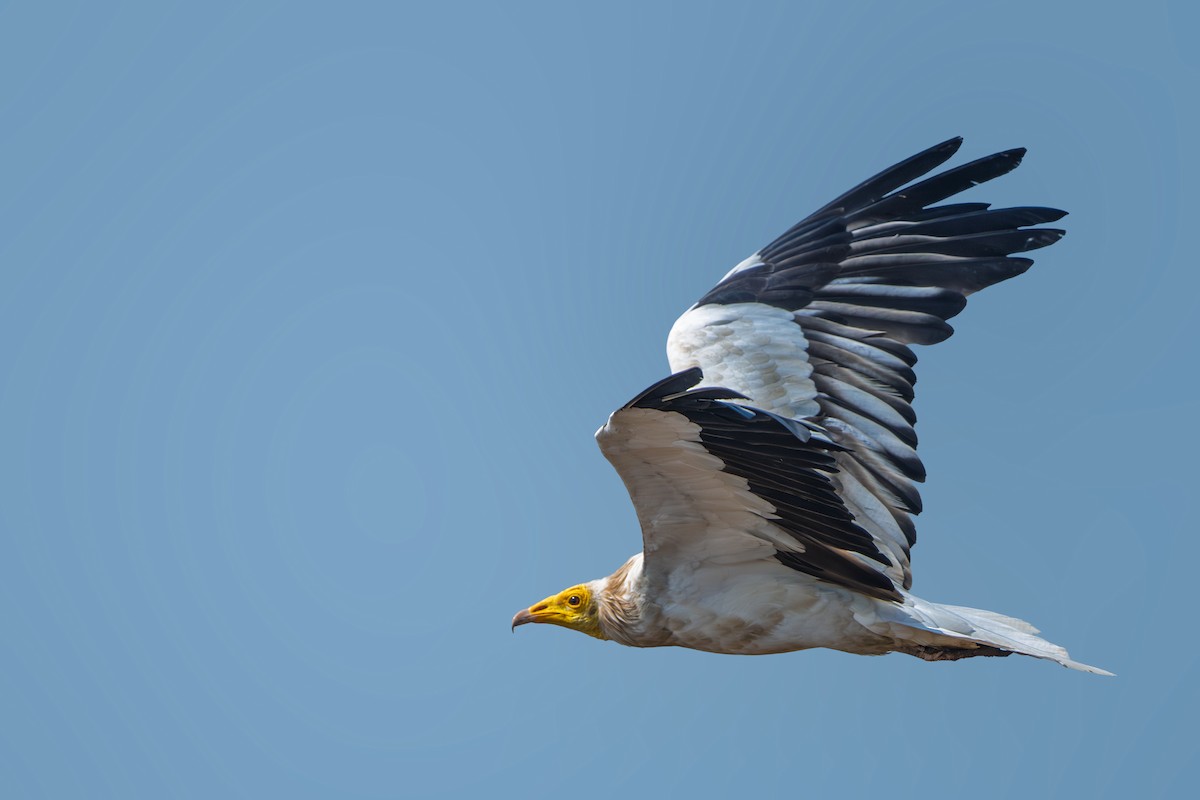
[596,368,904,601]
[613,137,1063,596]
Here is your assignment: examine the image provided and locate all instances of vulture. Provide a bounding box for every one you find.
[512,137,1109,674]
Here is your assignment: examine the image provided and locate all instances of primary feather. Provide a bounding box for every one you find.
[513,137,1110,675]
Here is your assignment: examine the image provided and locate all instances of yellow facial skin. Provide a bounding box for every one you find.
[511,585,605,639]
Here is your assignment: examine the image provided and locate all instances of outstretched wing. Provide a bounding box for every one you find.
[596,369,904,601]
[638,137,1064,596]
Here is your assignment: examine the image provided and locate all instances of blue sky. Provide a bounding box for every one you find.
[1,1,1196,797]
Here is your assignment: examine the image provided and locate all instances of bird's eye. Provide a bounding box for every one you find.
[567,595,581,607]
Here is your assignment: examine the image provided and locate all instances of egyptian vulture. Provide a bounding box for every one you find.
[512,137,1109,674]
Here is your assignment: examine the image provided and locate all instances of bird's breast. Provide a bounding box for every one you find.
[647,567,892,655]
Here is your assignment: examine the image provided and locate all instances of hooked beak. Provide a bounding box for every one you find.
[511,604,547,631]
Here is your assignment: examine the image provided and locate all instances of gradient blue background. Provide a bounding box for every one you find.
[2,1,1195,797]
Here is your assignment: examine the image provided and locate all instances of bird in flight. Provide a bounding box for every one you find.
[512,137,1109,674]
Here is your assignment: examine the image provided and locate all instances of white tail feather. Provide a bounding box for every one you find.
[864,597,1113,675]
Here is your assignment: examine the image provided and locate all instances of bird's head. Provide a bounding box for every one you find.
[511,584,606,639]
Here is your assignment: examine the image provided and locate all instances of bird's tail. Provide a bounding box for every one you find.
[864,597,1113,675]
